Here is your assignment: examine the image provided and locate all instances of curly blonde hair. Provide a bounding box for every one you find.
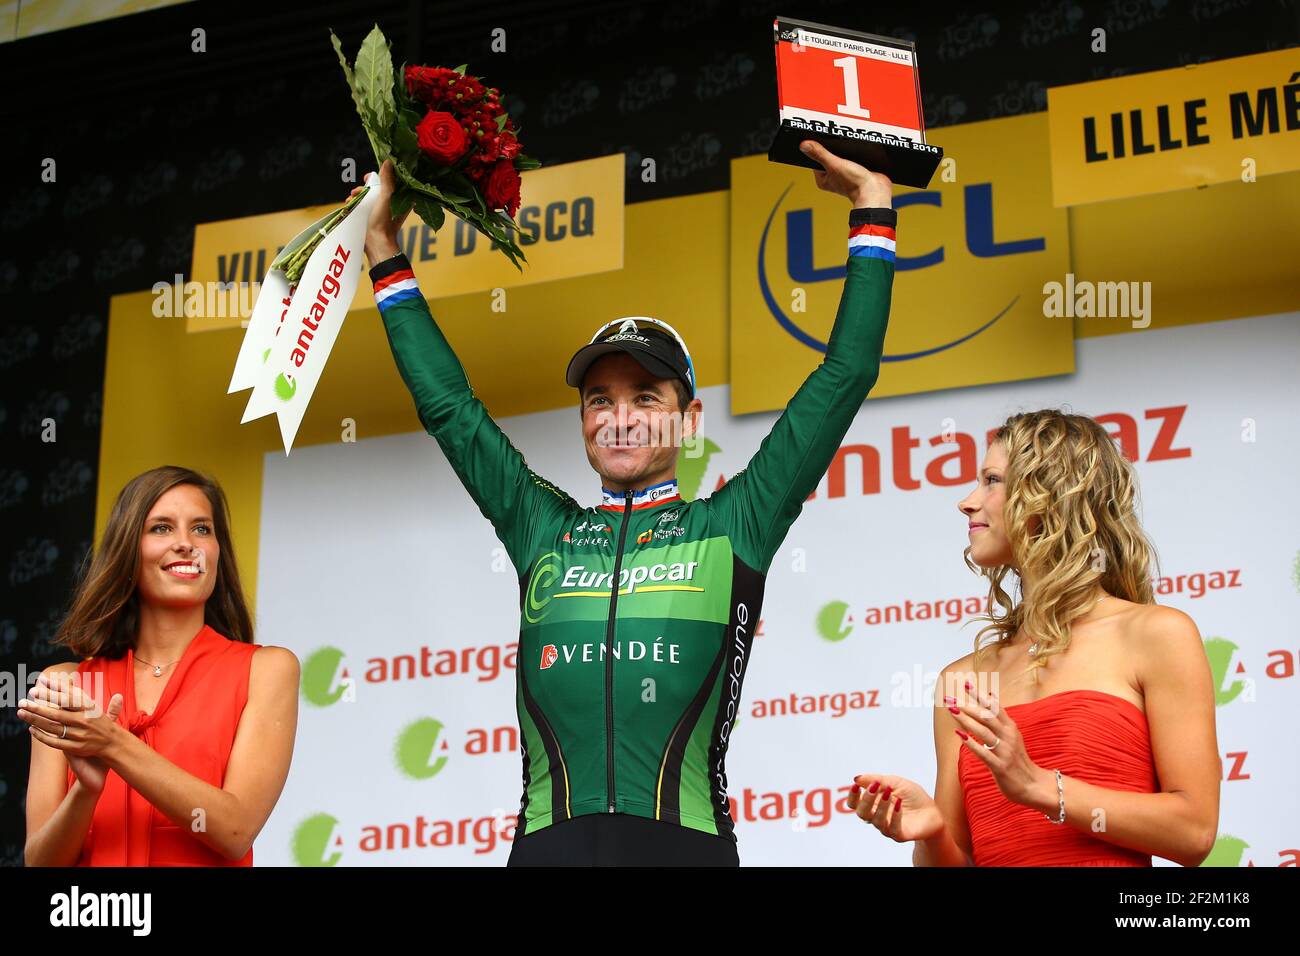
[964,409,1159,675]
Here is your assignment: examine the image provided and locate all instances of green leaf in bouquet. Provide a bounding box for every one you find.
[330,30,357,93]
[393,61,412,110]
[390,157,457,204]
[495,113,509,132]
[391,187,416,222]
[492,210,524,235]
[355,26,396,138]
[442,172,484,213]
[411,195,446,232]
[497,238,526,272]
[360,110,392,163]
[330,25,395,164]
[454,64,468,75]
[392,119,420,170]
[515,155,542,171]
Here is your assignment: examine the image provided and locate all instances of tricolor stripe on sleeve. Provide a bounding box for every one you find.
[373,267,421,311]
[848,223,896,263]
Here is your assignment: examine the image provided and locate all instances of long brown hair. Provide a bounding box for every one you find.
[56,466,254,658]
[964,410,1159,674]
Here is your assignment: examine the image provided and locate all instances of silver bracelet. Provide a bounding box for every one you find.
[1044,768,1066,824]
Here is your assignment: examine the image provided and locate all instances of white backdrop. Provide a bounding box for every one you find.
[254,312,1300,866]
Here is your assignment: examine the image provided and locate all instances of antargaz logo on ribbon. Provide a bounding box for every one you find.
[275,373,297,401]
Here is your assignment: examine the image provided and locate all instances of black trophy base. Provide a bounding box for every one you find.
[768,120,943,189]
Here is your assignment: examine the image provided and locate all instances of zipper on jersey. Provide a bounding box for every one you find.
[604,489,634,813]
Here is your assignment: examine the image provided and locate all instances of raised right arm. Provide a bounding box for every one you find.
[359,161,575,571]
[369,253,576,570]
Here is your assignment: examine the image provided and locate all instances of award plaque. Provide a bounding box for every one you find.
[767,16,943,188]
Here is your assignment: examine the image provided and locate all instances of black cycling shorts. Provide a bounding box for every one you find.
[507,813,740,867]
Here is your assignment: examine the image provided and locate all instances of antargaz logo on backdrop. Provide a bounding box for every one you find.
[1205,637,1248,707]
[816,600,853,642]
[292,813,344,867]
[676,437,721,500]
[394,717,451,780]
[301,646,350,707]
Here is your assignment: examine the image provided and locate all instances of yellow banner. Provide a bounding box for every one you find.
[187,154,624,332]
[729,112,1075,416]
[8,0,191,40]
[1047,49,1300,207]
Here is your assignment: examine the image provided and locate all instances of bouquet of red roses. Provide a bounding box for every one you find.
[272,24,539,282]
[231,25,540,454]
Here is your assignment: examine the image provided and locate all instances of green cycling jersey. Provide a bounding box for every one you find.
[370,205,897,840]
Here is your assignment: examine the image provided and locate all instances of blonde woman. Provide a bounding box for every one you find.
[849,410,1219,866]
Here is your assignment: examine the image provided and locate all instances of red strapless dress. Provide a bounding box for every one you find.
[70,625,260,866]
[957,689,1158,866]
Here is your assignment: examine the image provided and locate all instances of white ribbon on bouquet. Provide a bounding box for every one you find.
[229,171,380,454]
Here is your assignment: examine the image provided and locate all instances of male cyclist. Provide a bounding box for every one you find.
[356,139,896,865]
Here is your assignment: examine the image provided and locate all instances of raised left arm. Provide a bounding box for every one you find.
[711,142,895,573]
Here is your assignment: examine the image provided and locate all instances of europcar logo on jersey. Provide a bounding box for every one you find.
[540,644,558,669]
[292,813,344,867]
[395,717,452,780]
[526,553,705,623]
[301,646,352,707]
[559,559,703,596]
[1204,637,1249,706]
[525,551,564,624]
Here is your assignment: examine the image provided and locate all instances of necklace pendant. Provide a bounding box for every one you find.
[153,665,163,677]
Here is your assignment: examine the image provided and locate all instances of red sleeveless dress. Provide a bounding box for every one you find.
[957,689,1158,866]
[70,624,261,866]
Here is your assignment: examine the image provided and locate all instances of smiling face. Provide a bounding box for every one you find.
[580,352,701,490]
[958,441,1016,569]
[137,483,220,609]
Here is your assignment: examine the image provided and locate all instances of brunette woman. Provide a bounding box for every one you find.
[21,465,299,866]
